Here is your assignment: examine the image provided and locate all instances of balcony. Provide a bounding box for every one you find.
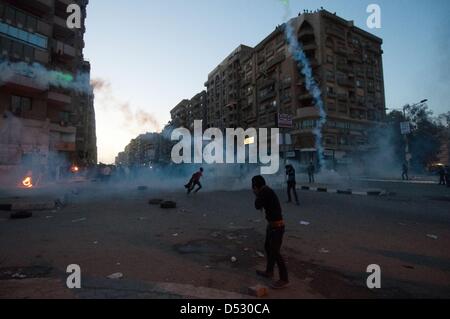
[337,78,354,87]
[52,40,76,60]
[51,142,76,152]
[48,91,72,106]
[294,107,320,120]
[298,93,313,101]
[49,123,76,134]
[0,72,48,93]
[266,53,285,70]
[53,15,75,38]
[12,0,52,16]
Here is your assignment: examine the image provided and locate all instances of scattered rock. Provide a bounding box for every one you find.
[300,221,310,226]
[107,273,123,280]
[172,233,179,237]
[11,273,27,279]
[256,251,265,258]
[248,285,269,298]
[319,248,330,254]
[426,234,438,240]
[10,211,33,220]
[231,256,237,263]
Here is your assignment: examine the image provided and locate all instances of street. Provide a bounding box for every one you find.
[0,177,449,299]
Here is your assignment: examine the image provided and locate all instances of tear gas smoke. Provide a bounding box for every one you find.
[0,59,92,94]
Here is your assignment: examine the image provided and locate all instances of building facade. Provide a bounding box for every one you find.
[0,0,96,181]
[168,9,386,168]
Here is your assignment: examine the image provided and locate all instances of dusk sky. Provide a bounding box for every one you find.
[83,0,450,164]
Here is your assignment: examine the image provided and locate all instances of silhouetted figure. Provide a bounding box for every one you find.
[402,163,409,181]
[185,168,203,194]
[445,166,450,188]
[307,161,315,184]
[438,166,446,185]
[252,175,289,289]
[285,165,299,205]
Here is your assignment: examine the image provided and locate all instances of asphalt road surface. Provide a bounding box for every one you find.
[0,179,449,299]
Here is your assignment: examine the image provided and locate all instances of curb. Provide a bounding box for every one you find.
[299,186,383,196]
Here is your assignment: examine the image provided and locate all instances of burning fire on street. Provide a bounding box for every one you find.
[21,176,33,189]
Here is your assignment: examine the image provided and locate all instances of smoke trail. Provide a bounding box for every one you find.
[92,77,162,133]
[279,1,327,167]
[0,59,92,94]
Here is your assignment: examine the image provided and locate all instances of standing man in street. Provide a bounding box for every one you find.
[307,161,315,184]
[252,175,289,289]
[285,165,299,205]
[445,166,450,188]
[438,165,446,185]
[402,162,409,181]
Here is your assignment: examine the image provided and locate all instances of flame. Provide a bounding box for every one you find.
[71,165,79,173]
[22,176,33,188]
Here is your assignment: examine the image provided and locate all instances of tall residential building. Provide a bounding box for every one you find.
[242,10,386,165]
[205,45,253,130]
[171,9,386,167]
[170,91,207,132]
[0,0,96,180]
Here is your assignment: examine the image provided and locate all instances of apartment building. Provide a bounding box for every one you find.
[170,91,207,132]
[205,45,253,130]
[0,0,96,180]
[243,10,386,165]
[168,9,386,167]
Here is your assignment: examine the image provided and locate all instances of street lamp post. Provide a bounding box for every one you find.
[397,99,428,169]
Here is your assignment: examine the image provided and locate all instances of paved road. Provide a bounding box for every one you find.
[0,179,449,299]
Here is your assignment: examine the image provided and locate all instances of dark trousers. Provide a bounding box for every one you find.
[287,181,299,203]
[439,175,446,185]
[402,172,409,181]
[188,181,202,194]
[308,173,315,184]
[265,226,288,282]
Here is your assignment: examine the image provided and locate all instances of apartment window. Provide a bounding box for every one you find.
[0,22,48,49]
[60,111,70,123]
[11,95,32,116]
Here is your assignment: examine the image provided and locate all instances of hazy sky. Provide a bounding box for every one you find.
[83,0,450,164]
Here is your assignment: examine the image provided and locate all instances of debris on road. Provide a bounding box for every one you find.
[10,211,33,220]
[137,186,148,191]
[161,201,177,209]
[172,233,179,237]
[248,285,269,298]
[231,256,237,263]
[319,248,330,254]
[426,234,438,240]
[107,273,123,280]
[300,221,310,226]
[72,218,87,223]
[256,251,265,258]
[11,273,27,279]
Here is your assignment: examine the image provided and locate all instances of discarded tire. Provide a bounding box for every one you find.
[160,201,177,209]
[148,199,164,205]
[10,211,33,219]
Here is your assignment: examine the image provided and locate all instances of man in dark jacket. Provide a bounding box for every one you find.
[438,166,446,185]
[252,175,289,289]
[286,165,299,205]
[307,161,315,184]
[185,168,203,194]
